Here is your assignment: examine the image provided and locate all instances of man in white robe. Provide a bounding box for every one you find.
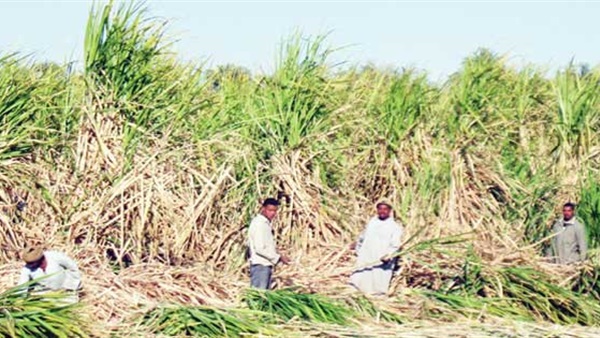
[350,199,403,295]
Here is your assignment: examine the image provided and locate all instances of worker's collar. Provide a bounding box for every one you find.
[562,217,577,226]
[258,213,271,224]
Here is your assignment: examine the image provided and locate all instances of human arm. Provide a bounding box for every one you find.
[350,220,372,251]
[544,222,558,261]
[576,222,588,261]
[351,228,367,252]
[17,268,30,285]
[544,244,554,259]
[16,268,31,295]
[54,252,81,273]
[382,225,403,262]
[54,252,82,290]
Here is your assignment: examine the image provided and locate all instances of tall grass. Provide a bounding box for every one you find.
[244,289,353,325]
[344,296,405,324]
[246,34,335,157]
[552,67,600,167]
[84,0,202,161]
[0,284,88,338]
[141,305,277,337]
[0,55,72,161]
[428,256,600,325]
[578,175,600,249]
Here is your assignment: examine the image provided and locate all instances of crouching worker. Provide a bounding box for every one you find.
[17,245,83,304]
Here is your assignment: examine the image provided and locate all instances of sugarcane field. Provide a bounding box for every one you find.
[2,1,600,337]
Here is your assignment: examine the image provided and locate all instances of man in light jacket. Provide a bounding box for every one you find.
[247,198,290,289]
[547,202,588,264]
[17,245,83,303]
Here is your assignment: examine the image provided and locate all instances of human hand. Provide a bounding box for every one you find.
[280,255,291,265]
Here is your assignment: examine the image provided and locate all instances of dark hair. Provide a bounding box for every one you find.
[262,198,280,207]
[564,202,576,209]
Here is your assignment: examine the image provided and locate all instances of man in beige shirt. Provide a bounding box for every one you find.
[247,198,290,289]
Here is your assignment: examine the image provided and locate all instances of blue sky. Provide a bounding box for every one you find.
[0,1,598,81]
